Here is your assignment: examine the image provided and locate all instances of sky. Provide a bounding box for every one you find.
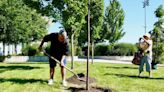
[48,0,164,44]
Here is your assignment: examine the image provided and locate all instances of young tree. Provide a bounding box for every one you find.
[90,0,104,63]
[151,5,164,66]
[78,0,104,63]
[61,0,88,69]
[101,0,125,44]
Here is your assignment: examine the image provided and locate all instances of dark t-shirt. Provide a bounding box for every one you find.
[43,33,69,61]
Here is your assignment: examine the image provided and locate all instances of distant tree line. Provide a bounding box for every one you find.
[0,0,48,55]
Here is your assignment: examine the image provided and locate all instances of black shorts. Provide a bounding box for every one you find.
[49,58,67,68]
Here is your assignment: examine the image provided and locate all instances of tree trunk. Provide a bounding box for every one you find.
[2,42,5,56]
[91,41,94,64]
[12,45,14,54]
[22,43,25,55]
[22,43,25,48]
[8,43,10,55]
[14,43,17,55]
[86,0,91,90]
[71,34,74,69]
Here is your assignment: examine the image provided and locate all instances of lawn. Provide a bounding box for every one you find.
[0,62,164,92]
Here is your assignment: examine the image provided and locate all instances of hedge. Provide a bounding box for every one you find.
[0,56,5,62]
[22,43,44,56]
[94,43,137,56]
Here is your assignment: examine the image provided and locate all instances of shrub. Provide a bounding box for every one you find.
[152,43,164,64]
[0,56,5,62]
[95,45,108,56]
[94,43,137,56]
[76,47,83,56]
[108,43,137,56]
[22,43,42,56]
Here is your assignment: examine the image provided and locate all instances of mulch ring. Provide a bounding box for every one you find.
[66,73,115,92]
[68,87,113,92]
[66,73,96,85]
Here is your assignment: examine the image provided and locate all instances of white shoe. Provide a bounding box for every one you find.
[48,79,53,85]
[61,80,67,86]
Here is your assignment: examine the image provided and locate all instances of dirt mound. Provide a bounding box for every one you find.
[66,73,96,85]
[69,87,112,92]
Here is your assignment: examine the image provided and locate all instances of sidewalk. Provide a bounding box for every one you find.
[76,58,132,64]
[69,58,164,67]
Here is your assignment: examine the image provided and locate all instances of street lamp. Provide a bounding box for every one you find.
[143,0,149,33]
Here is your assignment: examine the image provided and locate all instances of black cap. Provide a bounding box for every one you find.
[59,29,67,39]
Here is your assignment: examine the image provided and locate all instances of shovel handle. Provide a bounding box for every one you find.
[42,50,80,78]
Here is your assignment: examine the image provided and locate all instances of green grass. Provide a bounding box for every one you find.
[0,62,164,92]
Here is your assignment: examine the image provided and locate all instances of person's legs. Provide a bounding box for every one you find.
[61,66,66,81]
[139,56,145,77]
[50,68,55,79]
[60,58,67,86]
[48,67,55,85]
[145,56,152,78]
[48,58,57,85]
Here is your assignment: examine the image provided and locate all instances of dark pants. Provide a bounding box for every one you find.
[49,57,66,68]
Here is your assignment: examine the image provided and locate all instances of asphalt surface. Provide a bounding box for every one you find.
[68,58,164,67]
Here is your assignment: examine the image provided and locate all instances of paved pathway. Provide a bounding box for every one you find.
[67,58,164,67]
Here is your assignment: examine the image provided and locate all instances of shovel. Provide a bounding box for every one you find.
[42,50,85,81]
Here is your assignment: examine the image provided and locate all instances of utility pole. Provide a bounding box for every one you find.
[143,0,149,33]
[86,0,90,90]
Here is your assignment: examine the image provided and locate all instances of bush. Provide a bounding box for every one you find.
[76,47,83,56]
[95,45,108,56]
[161,54,164,64]
[108,43,137,56]
[152,43,164,64]
[22,43,43,56]
[0,56,5,62]
[94,43,137,56]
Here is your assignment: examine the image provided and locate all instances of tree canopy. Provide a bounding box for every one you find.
[0,0,48,44]
[151,4,164,64]
[78,0,104,46]
[152,4,164,42]
[101,0,125,44]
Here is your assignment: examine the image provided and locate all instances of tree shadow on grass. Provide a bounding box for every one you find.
[6,62,48,64]
[0,69,6,73]
[0,65,41,70]
[0,78,47,84]
[105,66,138,70]
[104,73,164,80]
[0,65,42,73]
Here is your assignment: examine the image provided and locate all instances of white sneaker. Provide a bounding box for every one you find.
[48,79,53,85]
[61,80,67,86]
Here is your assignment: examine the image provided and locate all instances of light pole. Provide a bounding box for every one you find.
[143,0,149,33]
